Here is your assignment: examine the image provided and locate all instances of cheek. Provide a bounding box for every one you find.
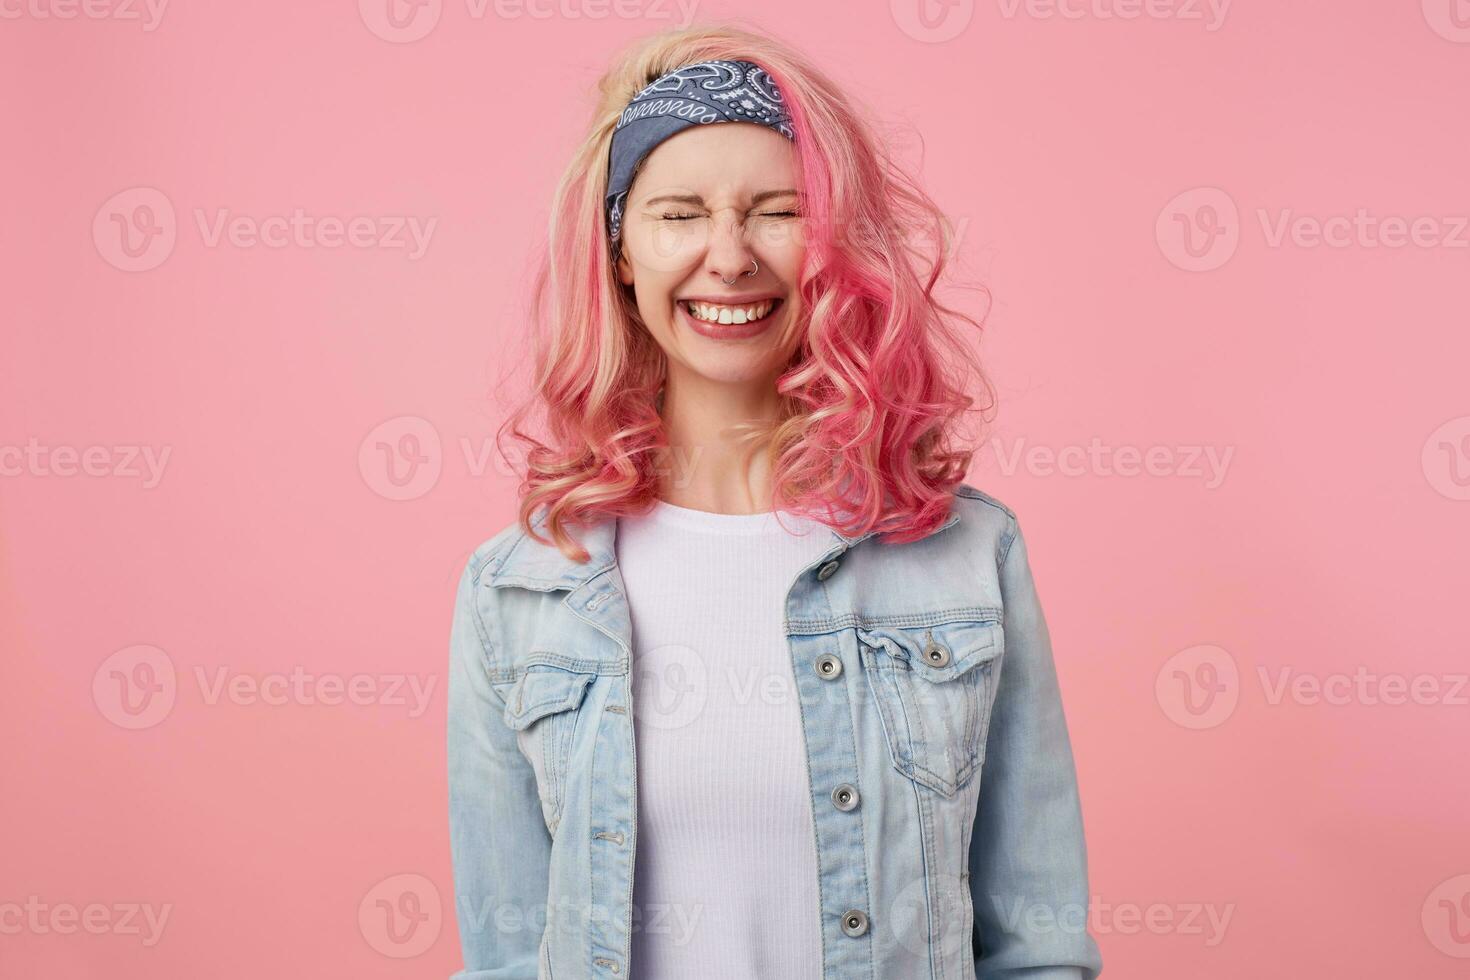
[749,222,806,268]
[628,276,681,331]
[627,223,709,275]
[752,235,811,290]
[635,291,677,330]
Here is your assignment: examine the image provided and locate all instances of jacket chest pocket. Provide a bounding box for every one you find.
[497,665,596,835]
[857,620,1004,798]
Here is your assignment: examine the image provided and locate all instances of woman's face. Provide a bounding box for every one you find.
[615,122,806,389]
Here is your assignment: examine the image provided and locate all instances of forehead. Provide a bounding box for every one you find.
[630,122,798,198]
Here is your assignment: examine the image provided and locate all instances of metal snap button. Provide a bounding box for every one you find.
[840,908,869,937]
[814,653,843,680]
[921,638,951,668]
[830,783,860,811]
[816,559,840,581]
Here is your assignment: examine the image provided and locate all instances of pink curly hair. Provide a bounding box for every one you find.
[496,21,994,562]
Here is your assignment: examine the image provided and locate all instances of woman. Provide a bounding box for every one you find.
[448,23,1103,980]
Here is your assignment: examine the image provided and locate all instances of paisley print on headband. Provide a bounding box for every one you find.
[605,59,796,251]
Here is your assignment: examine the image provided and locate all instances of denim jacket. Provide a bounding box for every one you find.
[447,483,1104,979]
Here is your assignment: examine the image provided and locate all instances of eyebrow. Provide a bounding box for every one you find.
[641,189,802,208]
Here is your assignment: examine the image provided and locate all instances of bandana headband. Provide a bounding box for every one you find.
[605,59,795,255]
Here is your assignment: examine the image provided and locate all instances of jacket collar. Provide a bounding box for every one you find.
[487,501,961,592]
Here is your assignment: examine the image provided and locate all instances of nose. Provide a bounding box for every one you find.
[704,208,757,285]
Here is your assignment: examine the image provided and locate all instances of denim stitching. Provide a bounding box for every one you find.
[789,607,1002,634]
[912,769,943,980]
[858,628,996,797]
[834,636,877,980]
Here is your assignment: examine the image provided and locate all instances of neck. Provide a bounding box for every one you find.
[656,373,783,515]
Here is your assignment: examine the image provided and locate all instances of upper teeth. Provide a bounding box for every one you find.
[684,300,775,325]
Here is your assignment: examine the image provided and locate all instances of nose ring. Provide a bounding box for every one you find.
[720,258,759,286]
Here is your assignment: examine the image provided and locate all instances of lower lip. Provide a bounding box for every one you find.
[678,300,782,340]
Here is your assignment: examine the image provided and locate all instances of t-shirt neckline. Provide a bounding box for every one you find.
[635,498,825,538]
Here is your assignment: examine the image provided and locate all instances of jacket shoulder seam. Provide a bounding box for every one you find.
[471,522,530,583]
[998,513,1019,569]
[953,483,1020,568]
[463,523,529,663]
[953,482,1017,521]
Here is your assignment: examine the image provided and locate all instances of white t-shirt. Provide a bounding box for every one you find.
[615,499,834,979]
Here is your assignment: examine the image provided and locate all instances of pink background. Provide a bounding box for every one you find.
[4,1,1469,976]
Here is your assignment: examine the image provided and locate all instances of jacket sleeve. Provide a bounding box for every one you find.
[447,554,552,980]
[969,516,1104,979]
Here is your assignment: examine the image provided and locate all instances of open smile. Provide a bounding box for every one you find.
[679,297,782,325]
[675,296,785,340]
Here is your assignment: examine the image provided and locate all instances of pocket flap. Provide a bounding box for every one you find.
[501,666,595,731]
[857,620,1002,683]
